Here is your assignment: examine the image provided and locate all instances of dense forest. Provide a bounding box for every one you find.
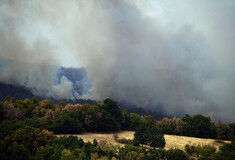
[0,96,235,159]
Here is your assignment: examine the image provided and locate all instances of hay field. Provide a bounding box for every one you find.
[57,131,230,150]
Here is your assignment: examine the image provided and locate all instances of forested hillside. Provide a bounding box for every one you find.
[0,97,235,159]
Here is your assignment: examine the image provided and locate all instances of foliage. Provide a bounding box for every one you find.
[134,125,165,148]
[146,127,165,148]
[216,121,230,140]
[0,97,235,159]
[51,110,84,134]
[129,113,143,131]
[156,117,187,135]
[185,144,216,159]
[5,126,54,155]
[182,114,217,138]
[214,139,235,160]
[9,143,30,160]
[2,102,23,120]
[165,148,189,160]
[60,149,75,160]
[134,124,148,146]
[143,115,155,128]
[113,133,134,145]
[116,138,134,145]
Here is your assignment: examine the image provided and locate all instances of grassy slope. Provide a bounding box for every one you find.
[57,131,230,150]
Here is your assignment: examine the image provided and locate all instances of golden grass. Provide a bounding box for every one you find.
[57,131,230,150]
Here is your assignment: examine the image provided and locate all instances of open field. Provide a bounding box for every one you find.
[57,131,230,150]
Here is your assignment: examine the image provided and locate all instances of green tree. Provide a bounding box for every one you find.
[126,151,138,160]
[52,110,84,134]
[129,113,143,131]
[182,114,217,138]
[0,102,4,121]
[134,125,165,148]
[0,140,7,160]
[31,97,39,106]
[61,149,75,160]
[5,96,15,104]
[216,121,230,140]
[34,146,46,160]
[229,123,235,139]
[5,126,54,155]
[102,99,122,119]
[146,127,165,149]
[143,115,155,128]
[134,125,147,146]
[102,98,122,131]
[91,152,99,160]
[165,148,189,160]
[9,143,30,160]
[73,149,88,160]
[93,139,98,147]
[156,117,172,134]
[58,101,66,107]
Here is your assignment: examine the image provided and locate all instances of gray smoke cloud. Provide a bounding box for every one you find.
[0,1,91,99]
[71,0,218,116]
[0,0,235,122]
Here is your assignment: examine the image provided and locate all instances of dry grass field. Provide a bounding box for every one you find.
[58,131,230,150]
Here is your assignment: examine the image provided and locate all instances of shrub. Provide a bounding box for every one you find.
[184,144,216,159]
[113,133,119,141]
[166,148,189,160]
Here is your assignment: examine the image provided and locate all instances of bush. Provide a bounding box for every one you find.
[185,144,195,156]
[113,133,119,141]
[184,144,216,159]
[116,138,133,145]
[9,143,30,160]
[166,148,189,160]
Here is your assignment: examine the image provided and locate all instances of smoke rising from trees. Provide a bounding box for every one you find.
[0,0,235,122]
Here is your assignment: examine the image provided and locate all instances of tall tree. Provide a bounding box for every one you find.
[216,121,230,140]
[134,125,147,146]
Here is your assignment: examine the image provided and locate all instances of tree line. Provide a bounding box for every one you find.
[0,96,234,140]
[156,114,235,140]
[0,96,235,159]
[0,125,189,160]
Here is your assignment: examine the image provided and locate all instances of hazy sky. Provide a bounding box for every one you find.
[0,0,235,122]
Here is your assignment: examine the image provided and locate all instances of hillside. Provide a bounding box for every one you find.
[1,97,235,159]
[58,131,230,150]
[0,83,168,119]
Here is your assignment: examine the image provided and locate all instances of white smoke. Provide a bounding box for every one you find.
[0,0,235,122]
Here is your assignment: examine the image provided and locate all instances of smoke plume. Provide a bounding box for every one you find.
[0,0,235,122]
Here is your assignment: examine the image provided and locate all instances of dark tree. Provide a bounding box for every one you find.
[9,143,30,160]
[147,127,165,149]
[102,98,122,131]
[216,121,230,140]
[134,125,165,149]
[52,110,84,134]
[134,124,147,146]
[182,114,217,138]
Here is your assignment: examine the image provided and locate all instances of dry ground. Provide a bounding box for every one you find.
[57,131,230,150]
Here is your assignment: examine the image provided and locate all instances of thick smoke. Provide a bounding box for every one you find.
[0,0,235,122]
[56,67,91,97]
[0,58,91,99]
[68,0,218,117]
[0,0,91,99]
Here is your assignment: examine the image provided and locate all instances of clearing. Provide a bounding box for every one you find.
[57,131,230,150]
